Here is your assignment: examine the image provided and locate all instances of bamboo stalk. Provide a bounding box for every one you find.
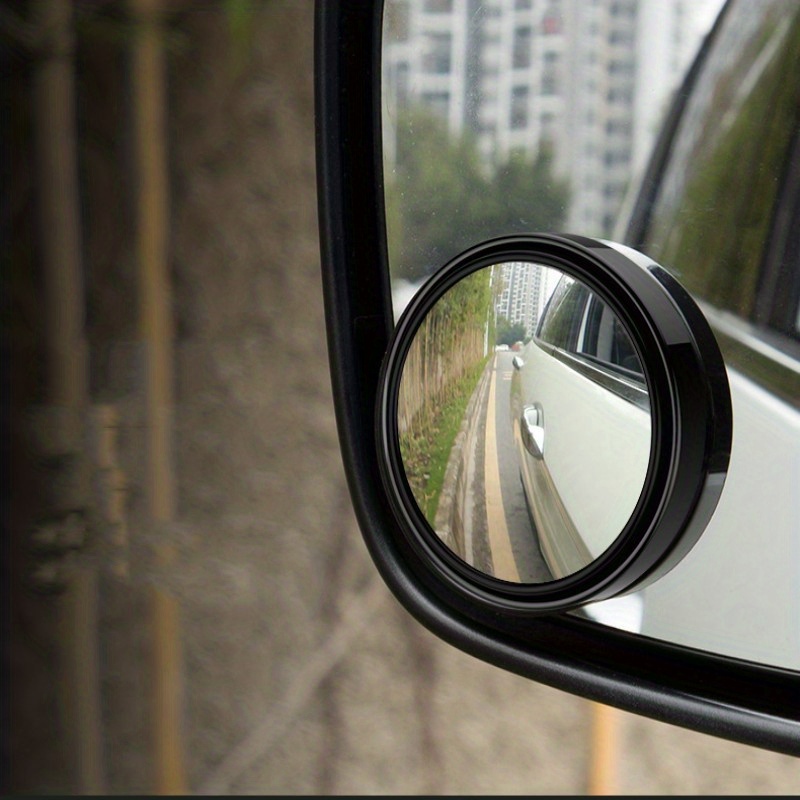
[129,0,187,792]
[32,1,105,791]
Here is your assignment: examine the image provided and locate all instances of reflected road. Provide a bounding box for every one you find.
[490,351,552,582]
[489,352,552,583]
[438,351,553,582]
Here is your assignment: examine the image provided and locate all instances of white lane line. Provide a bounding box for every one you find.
[484,365,520,582]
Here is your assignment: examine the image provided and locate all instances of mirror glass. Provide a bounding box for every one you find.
[398,262,651,582]
[383,0,800,673]
[382,0,725,312]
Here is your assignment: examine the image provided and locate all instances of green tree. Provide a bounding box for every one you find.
[387,107,570,282]
[388,108,488,282]
[488,144,568,236]
[495,316,527,346]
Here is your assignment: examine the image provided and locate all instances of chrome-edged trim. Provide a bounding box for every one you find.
[702,304,800,376]
[698,303,800,411]
[535,340,650,413]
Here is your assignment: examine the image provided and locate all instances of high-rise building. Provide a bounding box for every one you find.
[383,0,723,237]
[495,263,560,339]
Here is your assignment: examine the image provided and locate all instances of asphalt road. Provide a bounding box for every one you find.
[463,351,552,583]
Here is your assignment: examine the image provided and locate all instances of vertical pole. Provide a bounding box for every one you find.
[32,1,105,792]
[57,571,105,792]
[129,0,187,792]
[587,702,620,796]
[33,6,85,406]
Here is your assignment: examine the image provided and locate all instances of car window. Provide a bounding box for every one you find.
[578,296,644,378]
[536,276,590,350]
[537,276,644,382]
[536,278,646,408]
[641,1,800,333]
[760,130,800,339]
[637,0,800,408]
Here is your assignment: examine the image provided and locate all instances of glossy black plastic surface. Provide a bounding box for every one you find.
[376,234,732,613]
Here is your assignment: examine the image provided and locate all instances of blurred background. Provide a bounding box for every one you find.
[5,0,800,794]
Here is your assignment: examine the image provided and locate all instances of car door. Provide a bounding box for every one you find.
[513,275,651,578]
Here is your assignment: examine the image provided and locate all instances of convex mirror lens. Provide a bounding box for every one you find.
[398,262,652,583]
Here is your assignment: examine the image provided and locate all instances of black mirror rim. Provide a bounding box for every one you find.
[376,233,732,614]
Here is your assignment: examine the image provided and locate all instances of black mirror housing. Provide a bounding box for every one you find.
[314,0,800,756]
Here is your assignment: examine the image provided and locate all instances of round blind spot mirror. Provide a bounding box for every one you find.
[397,262,652,583]
[378,235,732,614]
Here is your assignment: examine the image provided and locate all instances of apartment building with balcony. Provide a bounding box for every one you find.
[383,0,723,237]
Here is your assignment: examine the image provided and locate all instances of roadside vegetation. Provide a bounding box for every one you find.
[400,356,489,521]
[398,269,494,523]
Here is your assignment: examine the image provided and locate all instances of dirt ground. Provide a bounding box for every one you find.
[8,1,800,794]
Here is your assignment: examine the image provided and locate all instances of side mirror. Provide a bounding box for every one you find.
[377,235,731,605]
[377,235,731,615]
[314,1,800,756]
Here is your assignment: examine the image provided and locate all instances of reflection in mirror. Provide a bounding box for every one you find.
[398,262,651,583]
[382,0,724,316]
[384,1,800,675]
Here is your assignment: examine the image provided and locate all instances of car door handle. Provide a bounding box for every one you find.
[521,404,544,460]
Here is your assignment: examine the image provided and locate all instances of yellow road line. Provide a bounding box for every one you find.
[484,362,520,582]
